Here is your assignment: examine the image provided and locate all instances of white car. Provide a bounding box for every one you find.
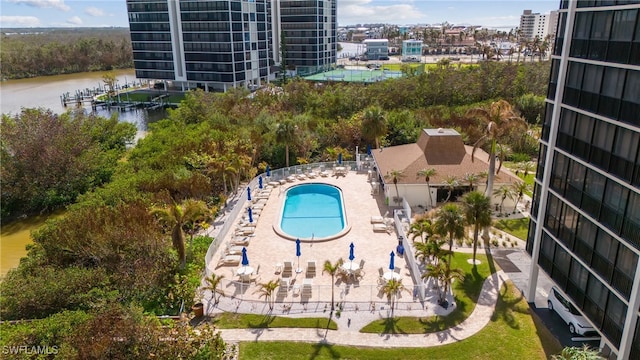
[547,286,597,336]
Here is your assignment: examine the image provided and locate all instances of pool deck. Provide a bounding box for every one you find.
[205,169,416,309]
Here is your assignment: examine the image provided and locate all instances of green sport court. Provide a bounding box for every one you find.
[304,68,404,83]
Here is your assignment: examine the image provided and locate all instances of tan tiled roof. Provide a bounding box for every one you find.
[372,129,519,185]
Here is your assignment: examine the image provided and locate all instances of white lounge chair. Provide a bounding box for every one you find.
[306,260,316,278]
[373,223,391,233]
[217,255,242,267]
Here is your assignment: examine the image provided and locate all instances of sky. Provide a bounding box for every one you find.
[0,0,559,29]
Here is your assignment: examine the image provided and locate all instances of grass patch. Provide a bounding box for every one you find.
[493,218,530,240]
[211,313,337,330]
[360,253,492,334]
[97,92,185,104]
[238,281,562,359]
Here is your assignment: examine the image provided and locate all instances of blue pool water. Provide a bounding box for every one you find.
[280,183,346,239]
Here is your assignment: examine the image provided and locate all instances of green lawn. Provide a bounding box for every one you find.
[210,313,337,330]
[493,218,531,240]
[238,281,562,359]
[97,92,185,104]
[360,253,492,334]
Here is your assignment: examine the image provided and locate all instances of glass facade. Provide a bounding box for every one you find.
[279,0,336,75]
[528,1,640,359]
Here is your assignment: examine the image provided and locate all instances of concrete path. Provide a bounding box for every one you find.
[217,270,506,347]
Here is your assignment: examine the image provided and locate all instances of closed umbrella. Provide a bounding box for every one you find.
[247,186,251,201]
[389,251,395,270]
[258,176,263,189]
[248,207,253,223]
[266,165,271,177]
[242,247,249,266]
[295,238,302,273]
[349,242,355,261]
[338,153,343,165]
[367,144,372,156]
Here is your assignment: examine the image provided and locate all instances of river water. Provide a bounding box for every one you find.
[0,69,170,277]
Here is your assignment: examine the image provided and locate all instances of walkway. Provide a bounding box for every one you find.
[216,270,506,347]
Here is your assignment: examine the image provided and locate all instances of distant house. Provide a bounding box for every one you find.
[371,128,520,208]
[363,39,389,60]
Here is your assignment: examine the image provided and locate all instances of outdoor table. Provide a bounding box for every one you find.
[383,271,401,281]
[341,261,359,273]
[335,166,347,175]
[237,266,255,276]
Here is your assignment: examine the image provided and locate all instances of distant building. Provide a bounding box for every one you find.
[363,39,388,60]
[519,9,559,40]
[402,39,423,60]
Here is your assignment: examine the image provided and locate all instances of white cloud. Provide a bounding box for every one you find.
[9,0,70,11]
[339,0,424,25]
[0,15,41,26]
[85,6,104,17]
[66,16,82,25]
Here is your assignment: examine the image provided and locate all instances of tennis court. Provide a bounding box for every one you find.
[304,68,404,83]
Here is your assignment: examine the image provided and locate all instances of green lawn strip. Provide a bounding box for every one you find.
[96,92,185,104]
[493,218,530,241]
[238,281,561,360]
[360,252,491,334]
[210,312,337,330]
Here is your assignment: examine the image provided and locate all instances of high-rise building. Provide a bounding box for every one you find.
[273,0,337,76]
[520,9,560,40]
[526,1,640,359]
[127,0,274,91]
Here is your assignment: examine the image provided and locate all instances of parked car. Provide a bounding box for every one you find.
[547,287,597,336]
[379,56,389,60]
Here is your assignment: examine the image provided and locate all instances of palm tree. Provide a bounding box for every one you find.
[518,161,535,178]
[203,273,225,306]
[254,279,280,311]
[384,169,405,205]
[361,105,387,149]
[414,237,447,265]
[434,203,465,267]
[417,168,437,208]
[381,278,408,314]
[443,175,459,202]
[275,119,297,167]
[151,199,209,268]
[322,258,344,311]
[423,259,464,306]
[493,185,515,215]
[462,191,492,264]
[461,172,480,193]
[466,99,527,200]
[511,181,531,213]
[407,216,434,243]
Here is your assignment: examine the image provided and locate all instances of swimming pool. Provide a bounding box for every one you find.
[275,183,349,240]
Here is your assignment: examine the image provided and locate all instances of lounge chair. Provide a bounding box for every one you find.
[373,223,391,233]
[282,261,293,278]
[217,255,242,267]
[306,260,316,278]
[370,216,385,223]
[231,236,250,246]
[268,181,280,187]
[301,282,313,298]
[297,173,307,180]
[320,170,330,177]
[224,245,244,255]
[359,259,365,269]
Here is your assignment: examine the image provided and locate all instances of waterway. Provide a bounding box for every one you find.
[0,69,168,132]
[0,70,169,276]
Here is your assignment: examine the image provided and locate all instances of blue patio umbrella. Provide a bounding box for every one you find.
[367,144,372,156]
[389,251,395,270]
[295,238,302,273]
[266,165,271,177]
[338,152,343,164]
[247,186,251,201]
[349,242,355,261]
[248,207,253,223]
[241,247,249,266]
[258,176,263,189]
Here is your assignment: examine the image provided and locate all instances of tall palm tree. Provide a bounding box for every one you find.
[511,181,531,213]
[361,105,387,149]
[466,99,527,200]
[381,278,408,315]
[322,258,344,311]
[462,191,492,264]
[384,169,405,205]
[434,203,465,267]
[417,168,437,208]
[203,273,225,306]
[493,185,515,215]
[151,199,209,268]
[275,119,297,167]
[254,279,280,311]
[443,175,459,202]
